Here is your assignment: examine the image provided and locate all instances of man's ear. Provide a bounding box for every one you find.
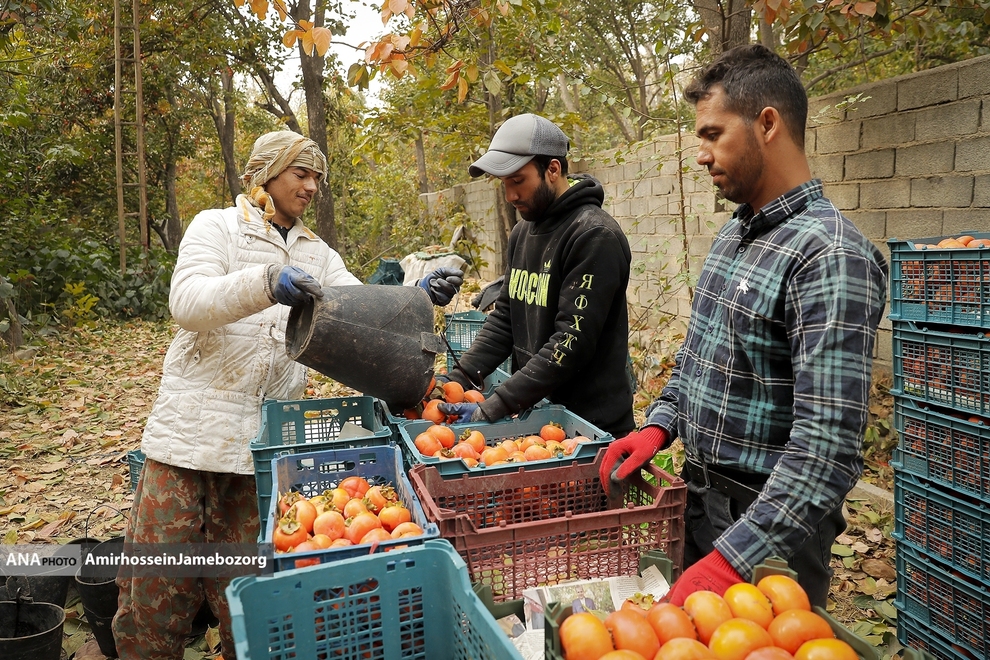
[546,158,562,181]
[757,107,784,145]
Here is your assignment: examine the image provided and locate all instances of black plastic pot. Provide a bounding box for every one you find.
[0,600,65,660]
[75,537,124,658]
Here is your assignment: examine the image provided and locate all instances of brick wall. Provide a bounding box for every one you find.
[426,54,990,374]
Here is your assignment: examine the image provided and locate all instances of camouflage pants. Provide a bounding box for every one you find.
[112,457,260,659]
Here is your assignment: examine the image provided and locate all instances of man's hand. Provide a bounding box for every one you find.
[269,265,324,306]
[598,426,668,494]
[664,550,742,606]
[437,402,486,424]
[419,267,464,306]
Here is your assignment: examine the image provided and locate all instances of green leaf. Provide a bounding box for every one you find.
[832,543,854,557]
[347,63,368,90]
[493,60,512,76]
[483,70,502,96]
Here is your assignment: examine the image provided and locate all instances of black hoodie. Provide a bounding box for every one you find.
[452,175,635,436]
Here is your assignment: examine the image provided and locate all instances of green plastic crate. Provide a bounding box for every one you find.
[227,540,524,660]
[126,449,145,491]
[252,396,393,525]
[398,404,613,477]
[378,367,511,428]
[888,233,990,329]
[444,310,512,373]
[898,608,971,660]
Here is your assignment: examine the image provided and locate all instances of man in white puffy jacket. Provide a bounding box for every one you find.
[111,131,461,659]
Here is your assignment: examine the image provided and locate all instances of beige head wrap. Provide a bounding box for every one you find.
[240,131,328,222]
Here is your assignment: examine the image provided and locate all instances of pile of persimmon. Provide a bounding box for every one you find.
[413,420,591,468]
[914,235,990,249]
[271,475,425,566]
[558,574,861,660]
[400,373,486,422]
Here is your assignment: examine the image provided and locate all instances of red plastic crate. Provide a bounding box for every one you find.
[407,450,686,602]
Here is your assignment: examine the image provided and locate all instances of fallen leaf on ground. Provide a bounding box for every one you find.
[861,558,896,580]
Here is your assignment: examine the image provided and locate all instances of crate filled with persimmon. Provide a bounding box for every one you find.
[407,448,686,602]
[398,404,613,476]
[889,232,990,329]
[263,445,439,572]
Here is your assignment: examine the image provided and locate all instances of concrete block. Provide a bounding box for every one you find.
[808,154,845,183]
[844,210,886,239]
[630,197,650,217]
[861,112,915,150]
[957,55,990,98]
[849,81,898,119]
[859,179,911,209]
[614,199,631,218]
[982,101,990,132]
[653,176,676,196]
[846,150,895,180]
[972,175,990,207]
[910,175,974,208]
[815,121,861,154]
[807,96,845,125]
[915,99,981,141]
[632,178,652,198]
[823,183,859,210]
[623,162,642,181]
[805,127,816,153]
[885,208,943,239]
[943,209,989,235]
[895,142,955,176]
[897,68,957,111]
[954,135,990,172]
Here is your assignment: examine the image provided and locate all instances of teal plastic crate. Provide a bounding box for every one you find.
[893,467,990,584]
[894,397,990,501]
[444,310,512,373]
[227,540,524,660]
[252,396,393,525]
[262,445,439,572]
[126,449,145,491]
[378,367,511,428]
[888,233,990,329]
[895,541,990,659]
[891,320,990,417]
[898,608,969,660]
[398,404,613,477]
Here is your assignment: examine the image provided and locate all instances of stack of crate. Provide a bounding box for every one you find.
[888,233,990,660]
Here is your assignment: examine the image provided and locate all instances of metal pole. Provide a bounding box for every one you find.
[132,0,149,266]
[113,0,127,274]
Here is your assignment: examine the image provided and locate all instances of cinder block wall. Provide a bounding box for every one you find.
[427,54,990,375]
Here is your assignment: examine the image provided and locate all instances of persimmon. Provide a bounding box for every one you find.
[743,648,795,660]
[463,389,485,403]
[968,238,990,247]
[654,638,715,660]
[767,610,834,655]
[707,618,773,660]
[723,583,774,628]
[290,540,321,567]
[426,424,456,449]
[278,491,303,516]
[378,503,412,532]
[461,429,486,454]
[957,235,975,246]
[310,533,333,549]
[599,652,648,660]
[500,439,520,454]
[450,442,480,460]
[327,487,350,512]
[339,476,371,498]
[414,431,442,456]
[793,639,857,660]
[422,399,446,424]
[525,444,553,461]
[519,435,545,451]
[312,510,346,540]
[342,497,368,519]
[646,602,698,644]
[480,445,509,465]
[389,521,424,538]
[682,591,733,646]
[289,499,318,534]
[359,528,393,544]
[442,381,465,403]
[561,438,579,455]
[424,376,436,399]
[540,422,567,442]
[559,612,614,660]
[272,513,308,552]
[329,538,352,547]
[620,594,654,617]
[344,511,382,544]
[364,485,396,513]
[604,609,660,659]
[508,450,528,462]
[756,575,811,616]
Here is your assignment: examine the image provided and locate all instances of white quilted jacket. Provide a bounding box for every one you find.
[140,196,361,474]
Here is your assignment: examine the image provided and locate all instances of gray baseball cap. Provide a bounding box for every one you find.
[469,114,570,177]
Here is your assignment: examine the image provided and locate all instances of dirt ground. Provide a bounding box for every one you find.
[0,319,903,658]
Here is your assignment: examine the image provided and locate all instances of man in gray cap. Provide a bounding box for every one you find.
[439,114,635,437]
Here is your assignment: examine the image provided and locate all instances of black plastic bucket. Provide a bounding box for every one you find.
[0,600,65,660]
[75,537,124,658]
[0,537,97,607]
[286,285,442,409]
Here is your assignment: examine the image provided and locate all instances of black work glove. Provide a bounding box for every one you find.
[268,265,324,306]
[419,267,464,306]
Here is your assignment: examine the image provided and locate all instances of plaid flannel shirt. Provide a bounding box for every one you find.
[645,179,888,579]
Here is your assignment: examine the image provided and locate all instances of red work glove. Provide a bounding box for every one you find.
[664,549,742,606]
[598,426,668,495]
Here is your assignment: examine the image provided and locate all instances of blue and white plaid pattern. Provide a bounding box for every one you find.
[645,179,888,578]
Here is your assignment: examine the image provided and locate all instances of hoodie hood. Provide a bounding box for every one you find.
[530,175,605,233]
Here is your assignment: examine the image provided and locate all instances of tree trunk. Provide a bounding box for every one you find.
[2,291,23,352]
[759,17,775,51]
[163,158,183,252]
[217,67,240,202]
[296,0,338,248]
[693,0,751,54]
[481,25,512,274]
[414,130,429,194]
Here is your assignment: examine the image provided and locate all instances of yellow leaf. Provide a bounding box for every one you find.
[249,0,268,20]
[272,0,289,20]
[457,75,468,103]
[233,0,245,7]
[440,70,459,91]
[298,19,313,30]
[465,64,479,82]
[301,30,315,55]
[388,0,407,15]
[283,29,300,48]
[390,58,409,77]
[312,27,332,56]
[409,25,423,47]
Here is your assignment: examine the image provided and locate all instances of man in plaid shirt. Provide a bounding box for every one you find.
[600,44,887,607]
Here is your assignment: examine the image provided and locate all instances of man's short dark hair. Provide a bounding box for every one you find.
[685,44,807,148]
[532,154,569,177]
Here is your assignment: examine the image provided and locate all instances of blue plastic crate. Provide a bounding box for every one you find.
[444,310,512,373]
[227,540,523,660]
[891,321,990,416]
[252,397,393,525]
[263,445,439,572]
[898,608,968,660]
[894,397,990,501]
[888,234,990,329]
[126,449,145,492]
[893,468,990,584]
[895,541,990,659]
[398,404,613,477]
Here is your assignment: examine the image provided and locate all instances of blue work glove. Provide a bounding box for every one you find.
[269,265,324,306]
[599,426,668,495]
[437,402,486,424]
[419,267,464,306]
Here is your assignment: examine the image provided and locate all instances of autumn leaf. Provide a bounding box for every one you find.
[249,0,268,21]
[445,59,464,74]
[389,57,409,77]
[439,70,459,91]
[456,75,469,103]
[272,0,289,20]
[853,1,876,16]
[465,64,479,82]
[283,29,300,48]
[389,0,407,16]
[381,5,392,24]
[497,2,510,16]
[408,24,423,47]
